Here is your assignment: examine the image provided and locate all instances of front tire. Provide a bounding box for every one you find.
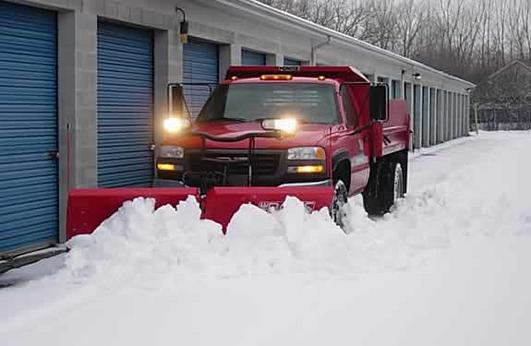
[330,179,349,230]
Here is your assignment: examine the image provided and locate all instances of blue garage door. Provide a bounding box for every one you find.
[0,2,58,254]
[242,50,266,66]
[183,39,219,117]
[97,21,154,187]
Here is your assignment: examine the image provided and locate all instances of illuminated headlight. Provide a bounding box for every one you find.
[261,118,298,134]
[287,147,326,160]
[164,117,190,133]
[159,145,184,159]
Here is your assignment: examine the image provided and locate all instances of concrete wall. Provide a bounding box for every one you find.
[6,0,474,240]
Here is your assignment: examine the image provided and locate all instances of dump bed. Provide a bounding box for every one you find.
[373,100,411,157]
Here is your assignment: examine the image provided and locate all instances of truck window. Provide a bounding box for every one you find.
[197,83,338,124]
[340,86,358,128]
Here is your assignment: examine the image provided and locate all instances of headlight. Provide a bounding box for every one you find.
[164,117,190,133]
[159,145,184,159]
[287,147,326,160]
[261,118,298,134]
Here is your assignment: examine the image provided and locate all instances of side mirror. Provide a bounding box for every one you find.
[369,85,388,121]
[168,84,185,117]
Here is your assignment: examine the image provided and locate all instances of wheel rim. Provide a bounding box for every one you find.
[393,163,404,203]
[331,180,348,229]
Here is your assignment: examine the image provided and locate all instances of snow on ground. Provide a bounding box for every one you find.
[1,131,531,346]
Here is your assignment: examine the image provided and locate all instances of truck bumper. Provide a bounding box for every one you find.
[154,178,332,189]
[278,179,332,188]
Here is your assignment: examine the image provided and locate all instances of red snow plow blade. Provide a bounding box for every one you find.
[66,186,334,239]
[66,188,199,239]
[203,186,334,230]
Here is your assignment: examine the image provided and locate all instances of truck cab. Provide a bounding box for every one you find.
[156,66,410,226]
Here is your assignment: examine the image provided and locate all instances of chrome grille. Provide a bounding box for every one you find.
[187,151,280,175]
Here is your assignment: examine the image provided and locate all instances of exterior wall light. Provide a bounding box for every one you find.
[175,7,189,43]
[413,72,422,80]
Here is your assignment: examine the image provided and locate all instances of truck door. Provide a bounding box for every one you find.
[340,86,370,194]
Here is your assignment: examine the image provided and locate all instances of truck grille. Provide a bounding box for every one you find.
[187,151,281,175]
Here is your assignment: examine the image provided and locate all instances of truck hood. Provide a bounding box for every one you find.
[167,121,334,150]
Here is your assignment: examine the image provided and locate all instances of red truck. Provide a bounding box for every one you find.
[67,66,409,237]
[156,66,410,227]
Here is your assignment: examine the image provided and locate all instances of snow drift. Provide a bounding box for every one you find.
[64,195,357,285]
[2,132,531,346]
[59,132,531,289]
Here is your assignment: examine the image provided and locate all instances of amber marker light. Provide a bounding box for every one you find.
[157,163,177,171]
[287,165,325,174]
[260,74,293,80]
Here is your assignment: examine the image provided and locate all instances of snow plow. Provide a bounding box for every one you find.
[67,66,410,239]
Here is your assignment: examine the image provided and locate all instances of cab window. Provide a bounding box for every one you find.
[197,83,339,124]
[340,86,358,128]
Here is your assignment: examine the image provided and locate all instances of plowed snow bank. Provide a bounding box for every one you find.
[58,132,530,287]
[2,132,531,346]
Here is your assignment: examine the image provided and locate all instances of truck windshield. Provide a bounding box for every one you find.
[196,83,338,124]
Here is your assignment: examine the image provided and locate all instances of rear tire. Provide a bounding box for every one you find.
[363,156,406,216]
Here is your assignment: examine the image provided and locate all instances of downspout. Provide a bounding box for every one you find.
[310,35,332,65]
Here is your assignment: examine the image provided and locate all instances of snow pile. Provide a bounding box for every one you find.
[63,196,362,285]
[2,132,531,346]
[58,133,531,288]
[62,190,457,286]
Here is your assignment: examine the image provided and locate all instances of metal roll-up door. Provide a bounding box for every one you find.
[0,1,58,254]
[97,21,154,187]
[242,50,266,66]
[183,39,219,117]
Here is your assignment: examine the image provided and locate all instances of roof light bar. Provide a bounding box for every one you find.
[260,74,293,81]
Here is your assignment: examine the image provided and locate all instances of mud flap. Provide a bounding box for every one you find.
[202,186,334,231]
[67,188,199,239]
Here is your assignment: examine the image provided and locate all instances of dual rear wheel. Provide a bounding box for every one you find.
[362,154,407,217]
[331,152,407,229]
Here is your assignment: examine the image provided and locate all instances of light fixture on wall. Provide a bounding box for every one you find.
[175,7,189,44]
[413,72,422,81]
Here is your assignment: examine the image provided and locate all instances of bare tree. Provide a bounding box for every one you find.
[258,0,531,83]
